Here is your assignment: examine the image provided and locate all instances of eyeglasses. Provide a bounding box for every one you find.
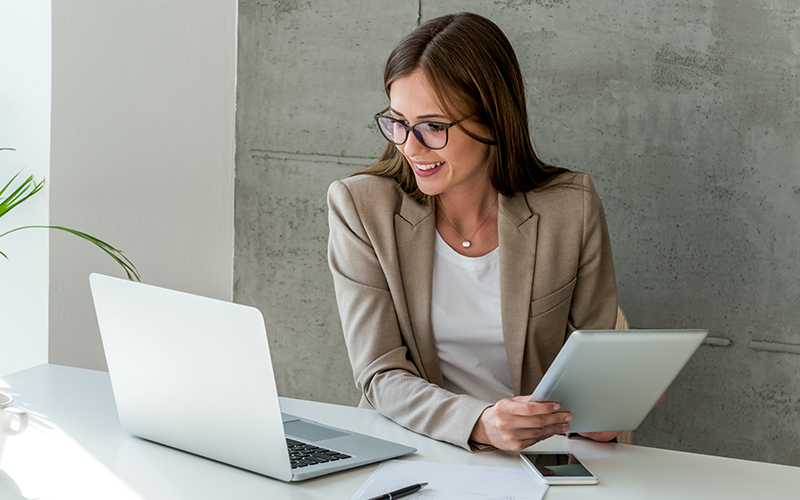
[374,107,465,150]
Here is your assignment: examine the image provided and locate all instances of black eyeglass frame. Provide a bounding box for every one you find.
[373,107,468,151]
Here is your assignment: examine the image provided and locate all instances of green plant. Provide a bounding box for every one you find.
[1,148,139,281]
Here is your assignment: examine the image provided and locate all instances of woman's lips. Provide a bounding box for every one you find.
[412,160,445,177]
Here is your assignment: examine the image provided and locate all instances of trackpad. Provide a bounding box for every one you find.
[284,420,351,442]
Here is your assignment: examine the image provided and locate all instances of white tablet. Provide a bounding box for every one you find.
[529,329,707,433]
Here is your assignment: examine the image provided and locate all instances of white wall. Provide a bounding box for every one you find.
[49,1,237,370]
[0,0,51,376]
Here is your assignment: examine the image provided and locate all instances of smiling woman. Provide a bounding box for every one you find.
[384,71,494,209]
[326,12,620,452]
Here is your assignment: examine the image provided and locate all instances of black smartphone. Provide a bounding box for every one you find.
[520,451,598,485]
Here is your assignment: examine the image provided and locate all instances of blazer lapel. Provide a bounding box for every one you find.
[394,195,443,386]
[498,192,539,396]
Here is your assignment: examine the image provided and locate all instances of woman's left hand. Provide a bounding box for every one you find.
[577,431,622,442]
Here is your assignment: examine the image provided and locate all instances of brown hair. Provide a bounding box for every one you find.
[358,12,570,205]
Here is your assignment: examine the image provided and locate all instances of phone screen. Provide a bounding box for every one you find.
[521,452,594,478]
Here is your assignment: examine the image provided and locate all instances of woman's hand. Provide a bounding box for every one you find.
[470,396,573,451]
[577,431,622,442]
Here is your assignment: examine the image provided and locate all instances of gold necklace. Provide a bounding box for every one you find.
[436,198,497,248]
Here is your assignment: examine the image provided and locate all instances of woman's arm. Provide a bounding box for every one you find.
[567,174,619,332]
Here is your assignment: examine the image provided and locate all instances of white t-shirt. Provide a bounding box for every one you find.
[431,231,514,404]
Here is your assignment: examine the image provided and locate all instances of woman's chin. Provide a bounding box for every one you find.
[416,184,444,197]
[414,176,443,197]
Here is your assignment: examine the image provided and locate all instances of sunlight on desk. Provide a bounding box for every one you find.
[2,410,146,500]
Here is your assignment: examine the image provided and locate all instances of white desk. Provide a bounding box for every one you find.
[1,364,798,500]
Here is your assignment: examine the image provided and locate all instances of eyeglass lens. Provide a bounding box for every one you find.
[376,116,449,150]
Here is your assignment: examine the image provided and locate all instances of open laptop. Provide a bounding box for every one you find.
[530,329,708,433]
[89,273,415,482]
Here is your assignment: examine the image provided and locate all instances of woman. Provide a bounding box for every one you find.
[327,12,621,451]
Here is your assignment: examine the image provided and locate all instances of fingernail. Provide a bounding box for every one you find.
[565,415,573,422]
[562,425,571,432]
[553,404,561,410]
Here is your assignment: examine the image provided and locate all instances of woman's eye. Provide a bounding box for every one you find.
[425,123,447,133]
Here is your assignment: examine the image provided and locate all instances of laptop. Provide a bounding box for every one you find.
[530,329,708,433]
[89,273,415,482]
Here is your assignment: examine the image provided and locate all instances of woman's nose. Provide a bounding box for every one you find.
[401,130,428,156]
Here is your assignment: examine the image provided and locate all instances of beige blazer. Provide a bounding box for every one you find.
[327,172,618,450]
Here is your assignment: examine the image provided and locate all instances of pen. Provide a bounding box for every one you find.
[367,482,429,500]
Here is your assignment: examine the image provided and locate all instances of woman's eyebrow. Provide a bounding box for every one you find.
[389,108,449,121]
[418,113,449,121]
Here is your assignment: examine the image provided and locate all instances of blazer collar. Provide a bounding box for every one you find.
[397,191,533,228]
[498,192,539,396]
[397,192,433,226]
[395,195,441,385]
[498,191,535,227]
[397,190,532,229]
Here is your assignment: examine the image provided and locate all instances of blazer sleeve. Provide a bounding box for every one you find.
[568,174,618,332]
[327,180,491,450]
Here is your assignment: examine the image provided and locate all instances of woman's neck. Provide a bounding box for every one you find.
[436,186,498,231]
[434,183,499,256]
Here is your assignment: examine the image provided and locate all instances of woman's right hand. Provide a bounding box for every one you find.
[470,396,572,451]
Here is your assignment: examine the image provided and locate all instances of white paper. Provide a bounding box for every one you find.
[350,460,548,500]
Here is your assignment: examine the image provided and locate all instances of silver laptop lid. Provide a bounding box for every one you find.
[90,273,293,481]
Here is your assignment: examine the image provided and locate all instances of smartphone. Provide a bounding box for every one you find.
[520,451,598,485]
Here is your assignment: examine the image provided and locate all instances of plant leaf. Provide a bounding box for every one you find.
[2,149,139,281]
[0,174,45,219]
[0,171,23,200]
[0,225,140,281]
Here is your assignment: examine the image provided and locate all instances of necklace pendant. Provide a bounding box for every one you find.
[462,241,471,248]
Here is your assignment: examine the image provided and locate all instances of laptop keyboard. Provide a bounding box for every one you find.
[286,438,352,469]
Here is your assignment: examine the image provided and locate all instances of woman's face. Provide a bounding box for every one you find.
[389,71,492,198]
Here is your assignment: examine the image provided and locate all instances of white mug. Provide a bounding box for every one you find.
[0,392,28,469]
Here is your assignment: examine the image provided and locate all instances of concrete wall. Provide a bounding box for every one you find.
[0,0,50,376]
[49,0,237,370]
[236,1,800,465]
